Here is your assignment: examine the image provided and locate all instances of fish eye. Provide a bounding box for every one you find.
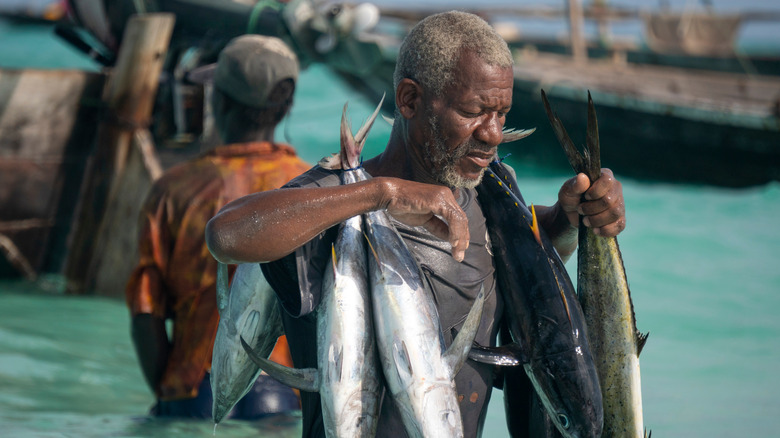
[558,413,570,429]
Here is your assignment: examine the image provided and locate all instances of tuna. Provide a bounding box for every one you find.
[211,261,284,424]
[240,99,383,437]
[360,167,485,437]
[474,160,604,438]
[333,97,486,437]
[542,89,648,438]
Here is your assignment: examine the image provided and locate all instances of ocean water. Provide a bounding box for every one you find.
[2,4,780,437]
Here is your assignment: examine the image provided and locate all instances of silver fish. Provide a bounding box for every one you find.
[211,262,284,424]
[347,114,485,436]
[543,89,649,438]
[363,207,485,438]
[241,98,384,437]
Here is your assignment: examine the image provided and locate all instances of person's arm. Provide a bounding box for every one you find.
[537,168,626,261]
[206,176,471,264]
[130,313,170,394]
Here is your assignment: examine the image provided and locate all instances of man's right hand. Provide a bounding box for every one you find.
[376,177,470,262]
[207,176,470,264]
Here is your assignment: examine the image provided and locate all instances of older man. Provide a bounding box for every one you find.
[206,11,625,437]
[125,35,310,419]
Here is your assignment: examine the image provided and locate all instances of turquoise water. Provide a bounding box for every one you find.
[3,8,780,438]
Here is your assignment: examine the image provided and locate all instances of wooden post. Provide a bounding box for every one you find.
[64,13,175,295]
[567,0,588,63]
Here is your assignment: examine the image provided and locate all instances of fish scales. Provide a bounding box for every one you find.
[542,89,647,437]
[578,228,644,437]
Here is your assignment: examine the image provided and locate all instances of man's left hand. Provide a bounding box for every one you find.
[558,168,625,237]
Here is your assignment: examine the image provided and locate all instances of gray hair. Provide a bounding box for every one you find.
[393,11,513,98]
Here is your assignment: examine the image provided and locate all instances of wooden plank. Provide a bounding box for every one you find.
[0,69,105,278]
[512,52,780,121]
[64,13,174,295]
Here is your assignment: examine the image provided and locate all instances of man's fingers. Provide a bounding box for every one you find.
[560,173,589,211]
[592,217,626,238]
[583,168,615,200]
[421,215,469,262]
[440,207,470,262]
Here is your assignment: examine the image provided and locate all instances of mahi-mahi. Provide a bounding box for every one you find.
[542,89,648,438]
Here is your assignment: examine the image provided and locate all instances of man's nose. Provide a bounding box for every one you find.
[474,113,503,146]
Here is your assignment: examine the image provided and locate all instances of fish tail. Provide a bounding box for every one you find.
[541,89,587,175]
[340,103,359,169]
[340,94,385,170]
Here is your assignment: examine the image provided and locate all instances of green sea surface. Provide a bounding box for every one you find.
[2,14,780,438]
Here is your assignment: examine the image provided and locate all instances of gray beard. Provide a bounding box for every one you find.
[424,115,487,189]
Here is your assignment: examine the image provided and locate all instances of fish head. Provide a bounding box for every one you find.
[525,347,603,438]
[414,383,463,437]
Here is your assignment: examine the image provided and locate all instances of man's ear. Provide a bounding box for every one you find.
[396,78,422,119]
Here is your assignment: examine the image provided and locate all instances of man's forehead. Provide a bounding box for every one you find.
[444,57,514,101]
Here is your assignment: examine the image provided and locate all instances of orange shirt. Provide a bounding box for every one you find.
[125,142,310,401]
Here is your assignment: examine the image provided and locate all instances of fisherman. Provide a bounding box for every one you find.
[205,11,626,437]
[124,34,310,419]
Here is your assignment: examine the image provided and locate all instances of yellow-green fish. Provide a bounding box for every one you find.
[542,89,649,438]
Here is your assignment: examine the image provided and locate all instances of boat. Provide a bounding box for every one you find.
[325,2,780,187]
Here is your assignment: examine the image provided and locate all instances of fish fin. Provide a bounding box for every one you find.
[467,341,524,367]
[340,102,358,169]
[392,339,414,378]
[354,93,385,146]
[319,153,341,170]
[540,89,586,175]
[529,205,543,248]
[330,244,338,274]
[216,262,229,315]
[585,91,602,182]
[329,344,344,383]
[363,230,382,275]
[240,336,320,392]
[238,310,262,346]
[636,330,649,357]
[501,127,536,144]
[444,285,486,374]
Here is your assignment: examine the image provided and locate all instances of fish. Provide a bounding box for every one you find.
[364,209,485,438]
[339,99,486,437]
[240,98,384,437]
[360,163,485,436]
[542,89,649,438]
[211,261,284,424]
[474,159,603,438]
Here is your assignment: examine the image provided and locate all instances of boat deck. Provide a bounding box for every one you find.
[513,51,780,128]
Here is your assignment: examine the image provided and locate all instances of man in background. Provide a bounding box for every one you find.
[124,34,310,419]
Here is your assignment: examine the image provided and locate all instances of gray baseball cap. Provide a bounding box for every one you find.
[189,35,299,108]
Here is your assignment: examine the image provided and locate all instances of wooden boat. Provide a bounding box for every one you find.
[0,69,105,279]
[327,4,780,187]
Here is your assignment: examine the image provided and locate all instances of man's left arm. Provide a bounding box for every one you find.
[537,169,626,262]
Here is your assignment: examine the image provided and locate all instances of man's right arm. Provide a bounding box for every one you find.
[205,176,471,264]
